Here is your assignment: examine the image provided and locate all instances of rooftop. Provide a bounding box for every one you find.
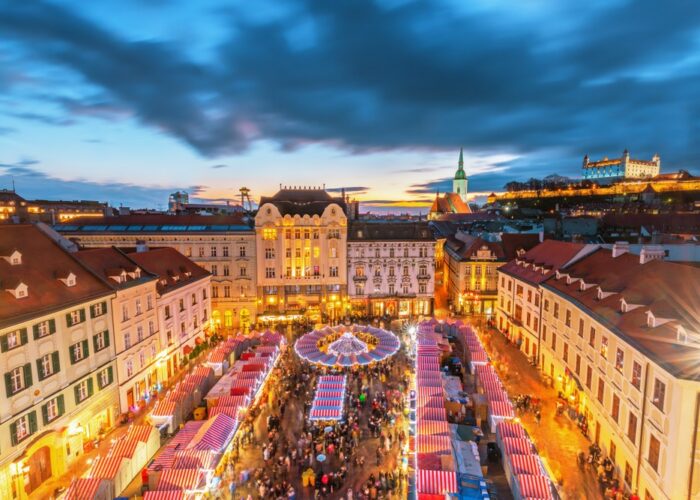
[127,248,210,295]
[348,221,433,241]
[258,188,346,217]
[544,248,700,380]
[0,225,113,327]
[74,247,156,290]
[498,240,592,284]
[55,214,252,233]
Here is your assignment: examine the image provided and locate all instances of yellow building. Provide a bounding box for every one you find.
[255,187,348,324]
[0,225,119,499]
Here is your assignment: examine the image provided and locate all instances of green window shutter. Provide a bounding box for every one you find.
[36,359,45,381]
[4,372,12,398]
[89,304,95,318]
[87,378,94,397]
[57,395,65,416]
[74,385,81,404]
[107,366,114,385]
[79,309,86,323]
[49,319,56,334]
[23,363,32,389]
[66,313,73,327]
[102,301,107,315]
[0,334,7,353]
[28,411,37,434]
[104,330,110,348]
[92,334,99,352]
[9,422,18,446]
[33,324,40,340]
[19,329,28,346]
[41,403,49,425]
[82,339,89,357]
[52,351,60,374]
[69,345,76,364]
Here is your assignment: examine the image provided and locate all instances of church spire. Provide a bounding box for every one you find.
[458,147,464,168]
[453,147,468,202]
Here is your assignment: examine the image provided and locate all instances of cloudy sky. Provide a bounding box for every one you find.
[1,0,699,212]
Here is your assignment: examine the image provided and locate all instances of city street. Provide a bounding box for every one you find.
[474,320,602,500]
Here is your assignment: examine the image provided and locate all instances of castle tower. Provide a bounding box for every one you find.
[453,147,468,202]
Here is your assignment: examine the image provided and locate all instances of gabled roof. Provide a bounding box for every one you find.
[258,189,346,216]
[0,225,113,327]
[127,248,209,295]
[74,247,157,290]
[430,193,471,216]
[498,240,590,284]
[500,234,542,260]
[543,248,700,380]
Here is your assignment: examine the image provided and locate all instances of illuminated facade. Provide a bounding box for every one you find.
[255,187,348,323]
[498,241,700,499]
[55,215,256,331]
[582,150,661,180]
[347,222,434,318]
[0,225,119,499]
[0,189,109,224]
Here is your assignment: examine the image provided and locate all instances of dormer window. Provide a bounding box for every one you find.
[677,326,688,344]
[647,311,656,328]
[6,282,28,299]
[59,272,77,287]
[11,252,21,265]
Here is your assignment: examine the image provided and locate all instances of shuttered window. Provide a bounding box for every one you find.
[97,366,114,389]
[32,319,56,339]
[90,301,107,318]
[0,328,28,352]
[41,395,65,425]
[93,330,110,353]
[66,309,86,327]
[4,363,32,397]
[36,351,60,380]
[69,339,89,364]
[10,411,37,446]
[74,378,94,404]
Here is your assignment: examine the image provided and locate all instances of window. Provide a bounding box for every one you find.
[611,394,620,422]
[329,266,339,278]
[179,298,185,312]
[198,246,205,257]
[542,324,547,343]
[609,440,616,463]
[578,318,584,337]
[389,248,395,258]
[147,295,153,310]
[91,301,107,318]
[149,320,155,335]
[223,265,230,276]
[6,364,31,395]
[330,247,337,258]
[615,348,625,372]
[648,434,660,471]
[67,308,86,327]
[180,321,186,335]
[265,247,275,259]
[553,302,559,319]
[139,351,146,367]
[223,245,229,257]
[527,290,532,303]
[191,293,197,306]
[565,309,571,327]
[627,413,637,444]
[544,299,549,311]
[263,228,277,240]
[10,412,37,445]
[589,327,596,347]
[124,332,131,350]
[202,288,208,300]
[304,230,310,240]
[126,359,134,378]
[419,284,427,294]
[224,286,231,298]
[240,267,247,277]
[586,366,593,389]
[74,378,94,404]
[265,267,276,278]
[375,249,380,258]
[1,328,28,352]
[652,379,666,412]
[97,366,114,389]
[516,285,523,297]
[526,312,531,327]
[122,304,129,322]
[212,286,219,298]
[295,229,301,239]
[534,295,540,307]
[404,248,409,258]
[597,379,605,404]
[403,266,409,276]
[210,246,217,257]
[37,352,60,380]
[211,265,218,276]
[632,361,642,390]
[551,332,556,351]
[33,320,56,339]
[356,285,364,296]
[135,299,142,315]
[389,267,395,277]
[419,265,427,276]
[328,229,341,239]
[137,326,144,342]
[600,336,608,358]
[165,305,172,319]
[575,354,581,375]
[563,343,569,363]
[533,317,539,332]
[624,463,633,488]
[42,395,64,424]
[69,340,89,364]
[388,284,395,295]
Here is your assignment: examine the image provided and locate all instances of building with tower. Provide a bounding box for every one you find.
[428,148,472,220]
[582,150,661,181]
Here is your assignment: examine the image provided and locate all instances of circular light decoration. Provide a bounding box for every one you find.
[295,325,400,367]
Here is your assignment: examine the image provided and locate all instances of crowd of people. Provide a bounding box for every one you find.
[216,341,411,499]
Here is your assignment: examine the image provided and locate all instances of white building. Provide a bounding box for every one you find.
[347,222,434,318]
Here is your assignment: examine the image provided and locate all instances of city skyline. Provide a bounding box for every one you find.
[2,0,700,210]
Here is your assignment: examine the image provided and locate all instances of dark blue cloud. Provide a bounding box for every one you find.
[1,0,699,178]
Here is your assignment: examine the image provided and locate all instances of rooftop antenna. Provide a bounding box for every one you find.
[239,187,252,212]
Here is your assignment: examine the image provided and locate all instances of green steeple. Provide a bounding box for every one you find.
[455,147,466,180]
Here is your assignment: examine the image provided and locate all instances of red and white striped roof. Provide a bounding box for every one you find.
[143,490,185,500]
[173,449,219,470]
[509,454,544,476]
[89,454,125,479]
[497,421,526,439]
[416,419,450,436]
[207,405,240,420]
[108,436,142,459]
[416,469,457,495]
[309,407,343,420]
[490,400,515,418]
[188,413,236,452]
[65,478,105,500]
[215,395,249,408]
[157,468,203,491]
[517,474,553,499]
[417,406,447,422]
[502,437,532,456]
[416,435,452,455]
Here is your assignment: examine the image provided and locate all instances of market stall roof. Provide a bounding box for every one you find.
[157,468,203,491]
[188,413,237,452]
[295,325,400,367]
[143,491,185,500]
[90,454,126,479]
[517,474,553,499]
[416,469,457,495]
[65,478,106,500]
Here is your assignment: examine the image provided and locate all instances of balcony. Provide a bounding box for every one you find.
[417,273,431,281]
[353,275,368,282]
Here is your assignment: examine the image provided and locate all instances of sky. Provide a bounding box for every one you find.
[1,0,699,213]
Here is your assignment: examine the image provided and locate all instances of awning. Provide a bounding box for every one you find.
[496,421,526,439]
[416,419,450,436]
[143,491,185,500]
[188,414,237,452]
[152,400,177,417]
[65,478,105,500]
[509,454,544,476]
[416,469,457,495]
[502,437,532,456]
[89,455,125,480]
[517,474,553,499]
[173,450,219,470]
[416,435,452,454]
[157,468,203,491]
[109,436,141,459]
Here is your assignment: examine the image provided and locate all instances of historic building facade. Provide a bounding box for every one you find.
[497,241,700,499]
[255,187,348,323]
[582,150,661,180]
[0,225,119,499]
[428,149,471,220]
[446,233,540,318]
[347,222,434,318]
[55,215,256,331]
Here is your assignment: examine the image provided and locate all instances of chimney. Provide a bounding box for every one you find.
[612,241,630,258]
[135,240,149,253]
[639,245,665,264]
[538,230,544,243]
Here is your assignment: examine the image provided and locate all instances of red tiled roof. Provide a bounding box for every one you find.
[74,247,156,289]
[544,248,700,380]
[500,233,541,260]
[430,193,471,216]
[127,248,209,294]
[498,240,589,284]
[0,225,113,327]
[601,213,700,234]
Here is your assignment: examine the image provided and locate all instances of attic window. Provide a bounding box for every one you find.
[3,250,22,265]
[677,326,687,344]
[516,249,526,257]
[7,282,28,299]
[647,311,656,328]
[357,230,363,238]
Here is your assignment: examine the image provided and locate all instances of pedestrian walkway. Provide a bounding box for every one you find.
[476,323,602,500]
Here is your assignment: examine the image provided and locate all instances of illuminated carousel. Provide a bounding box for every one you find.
[295,325,401,367]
